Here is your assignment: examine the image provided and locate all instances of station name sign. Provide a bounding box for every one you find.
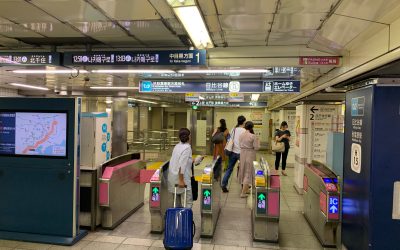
[0,52,60,66]
[63,50,206,66]
[191,101,267,107]
[139,80,300,93]
[299,56,340,66]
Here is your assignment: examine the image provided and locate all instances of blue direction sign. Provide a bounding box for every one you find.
[140,80,300,93]
[191,101,267,107]
[329,197,339,214]
[63,50,206,66]
[0,52,60,66]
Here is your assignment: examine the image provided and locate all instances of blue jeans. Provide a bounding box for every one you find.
[221,152,240,188]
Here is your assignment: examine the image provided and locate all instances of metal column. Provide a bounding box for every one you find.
[112,98,128,158]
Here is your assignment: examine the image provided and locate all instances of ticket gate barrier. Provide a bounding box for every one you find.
[149,161,171,233]
[251,157,280,242]
[200,156,222,237]
[303,161,340,247]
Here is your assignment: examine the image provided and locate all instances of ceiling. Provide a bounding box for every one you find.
[0,0,400,105]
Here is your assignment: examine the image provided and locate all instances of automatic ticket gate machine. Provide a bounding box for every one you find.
[149,161,171,233]
[303,161,340,247]
[252,157,281,242]
[200,156,222,237]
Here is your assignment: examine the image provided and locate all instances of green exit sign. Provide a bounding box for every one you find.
[192,105,198,110]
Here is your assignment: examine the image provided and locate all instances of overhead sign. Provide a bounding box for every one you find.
[299,56,340,66]
[185,93,200,102]
[140,80,300,93]
[228,93,244,102]
[63,50,206,66]
[191,101,267,107]
[0,52,60,66]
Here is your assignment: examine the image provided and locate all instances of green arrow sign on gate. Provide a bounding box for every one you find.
[204,190,211,197]
[258,193,266,201]
[152,187,159,194]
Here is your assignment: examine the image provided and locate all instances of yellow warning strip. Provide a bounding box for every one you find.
[146,162,164,170]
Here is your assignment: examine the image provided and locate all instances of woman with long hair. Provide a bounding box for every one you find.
[212,119,230,162]
[238,121,260,198]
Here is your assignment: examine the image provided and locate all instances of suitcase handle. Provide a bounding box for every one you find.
[174,184,188,208]
[192,221,196,237]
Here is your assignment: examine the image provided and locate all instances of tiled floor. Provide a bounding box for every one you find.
[0,154,331,250]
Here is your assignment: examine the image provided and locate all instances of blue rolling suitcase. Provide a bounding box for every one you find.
[163,186,195,250]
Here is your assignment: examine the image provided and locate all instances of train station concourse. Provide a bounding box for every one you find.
[1,1,400,250]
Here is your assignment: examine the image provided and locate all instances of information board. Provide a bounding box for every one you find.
[64,50,206,66]
[0,111,67,157]
[140,80,300,93]
[0,52,60,66]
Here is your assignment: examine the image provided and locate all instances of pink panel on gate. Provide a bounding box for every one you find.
[140,169,157,183]
[270,175,280,188]
[267,191,280,217]
[102,159,140,179]
[99,182,109,205]
[303,175,308,192]
[320,192,327,215]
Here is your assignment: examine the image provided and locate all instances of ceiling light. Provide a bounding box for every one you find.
[13,69,88,74]
[179,69,271,74]
[91,69,175,74]
[251,94,260,101]
[90,86,139,90]
[171,5,213,49]
[9,83,49,91]
[128,98,158,104]
[105,100,113,104]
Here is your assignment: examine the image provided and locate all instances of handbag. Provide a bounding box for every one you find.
[272,141,285,152]
[211,131,225,144]
[224,128,236,156]
[191,163,198,201]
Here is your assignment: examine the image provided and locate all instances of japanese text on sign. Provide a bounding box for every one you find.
[0,53,59,66]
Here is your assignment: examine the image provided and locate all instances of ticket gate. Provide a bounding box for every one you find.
[251,157,281,242]
[303,161,340,247]
[99,153,146,229]
[149,161,171,233]
[200,156,222,237]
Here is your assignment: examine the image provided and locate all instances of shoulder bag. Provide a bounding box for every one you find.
[272,140,285,152]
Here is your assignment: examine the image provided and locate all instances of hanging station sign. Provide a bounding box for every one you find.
[0,52,60,66]
[63,50,206,66]
[139,80,300,93]
[190,101,267,107]
[299,56,340,66]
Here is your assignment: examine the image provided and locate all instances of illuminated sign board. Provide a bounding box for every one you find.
[140,80,300,93]
[0,52,60,66]
[150,186,160,208]
[256,192,267,215]
[190,101,267,107]
[63,50,206,66]
[202,188,212,210]
[328,196,339,220]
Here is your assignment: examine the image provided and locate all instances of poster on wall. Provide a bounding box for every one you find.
[250,111,264,139]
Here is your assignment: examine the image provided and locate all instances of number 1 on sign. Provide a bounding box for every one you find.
[196,53,199,63]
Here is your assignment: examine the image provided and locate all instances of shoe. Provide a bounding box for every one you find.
[222,187,229,193]
[282,171,288,176]
[240,194,248,198]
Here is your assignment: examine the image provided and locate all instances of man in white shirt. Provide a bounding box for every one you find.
[221,115,246,192]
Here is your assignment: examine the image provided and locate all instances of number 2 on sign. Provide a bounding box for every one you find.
[310,114,315,120]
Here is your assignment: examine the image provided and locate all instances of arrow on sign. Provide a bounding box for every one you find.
[329,205,338,213]
[204,190,211,197]
[310,106,319,113]
[152,187,159,194]
[258,193,266,201]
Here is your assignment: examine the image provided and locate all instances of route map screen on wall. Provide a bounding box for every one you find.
[0,111,67,157]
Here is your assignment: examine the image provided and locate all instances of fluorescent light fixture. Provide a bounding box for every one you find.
[179,69,271,74]
[105,100,113,104]
[128,98,158,104]
[13,69,88,74]
[92,69,175,74]
[9,83,49,91]
[172,6,213,49]
[251,94,260,101]
[90,86,139,90]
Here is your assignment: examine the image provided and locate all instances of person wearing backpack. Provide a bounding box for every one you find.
[211,119,230,163]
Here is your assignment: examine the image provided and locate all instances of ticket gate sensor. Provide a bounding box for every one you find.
[251,157,281,242]
[149,161,171,233]
[303,161,340,247]
[200,156,222,237]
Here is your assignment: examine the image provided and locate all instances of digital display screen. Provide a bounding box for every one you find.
[323,178,338,184]
[0,112,67,157]
[256,192,267,215]
[202,189,212,210]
